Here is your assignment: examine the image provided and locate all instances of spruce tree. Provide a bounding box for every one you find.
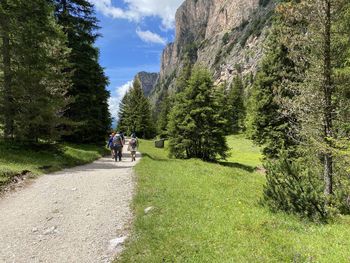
[247,20,298,159]
[168,67,229,161]
[117,90,131,134]
[262,0,350,219]
[0,0,71,142]
[54,0,111,143]
[279,0,350,199]
[117,78,154,138]
[157,92,172,138]
[227,76,246,134]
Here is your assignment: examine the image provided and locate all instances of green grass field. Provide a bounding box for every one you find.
[118,135,350,263]
[0,141,108,187]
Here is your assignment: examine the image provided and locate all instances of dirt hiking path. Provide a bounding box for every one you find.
[0,144,139,263]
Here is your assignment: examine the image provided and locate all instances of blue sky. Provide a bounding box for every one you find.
[88,0,184,120]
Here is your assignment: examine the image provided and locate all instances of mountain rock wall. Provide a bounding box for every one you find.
[148,0,276,104]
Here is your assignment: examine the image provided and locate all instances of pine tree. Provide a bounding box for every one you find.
[247,19,299,159]
[0,0,71,142]
[262,0,350,220]
[0,0,13,139]
[279,0,350,198]
[157,92,172,138]
[54,0,111,143]
[117,78,155,138]
[227,76,246,134]
[168,67,229,161]
[117,90,131,134]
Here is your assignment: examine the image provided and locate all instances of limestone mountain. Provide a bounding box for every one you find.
[135,72,159,97]
[140,0,276,105]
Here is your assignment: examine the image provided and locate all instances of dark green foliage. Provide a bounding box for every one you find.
[182,42,198,64]
[54,0,111,143]
[0,0,71,142]
[263,153,328,221]
[239,10,274,47]
[168,67,229,161]
[227,77,246,134]
[222,32,230,45]
[157,92,172,139]
[118,78,155,139]
[259,0,271,7]
[247,24,298,159]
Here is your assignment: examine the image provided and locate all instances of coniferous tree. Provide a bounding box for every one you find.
[261,0,350,220]
[117,90,131,134]
[168,67,229,161]
[0,0,71,142]
[227,76,246,134]
[247,20,299,159]
[279,0,350,199]
[157,92,172,138]
[54,0,111,143]
[117,78,155,138]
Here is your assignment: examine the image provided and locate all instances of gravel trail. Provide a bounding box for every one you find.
[0,145,139,263]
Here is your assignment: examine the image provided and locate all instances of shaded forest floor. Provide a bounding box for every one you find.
[118,135,350,263]
[0,141,108,189]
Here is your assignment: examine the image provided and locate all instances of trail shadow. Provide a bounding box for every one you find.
[141,153,169,162]
[219,161,256,173]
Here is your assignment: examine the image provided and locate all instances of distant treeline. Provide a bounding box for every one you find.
[0,0,111,144]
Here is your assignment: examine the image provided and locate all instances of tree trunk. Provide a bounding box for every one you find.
[0,3,14,140]
[323,0,333,196]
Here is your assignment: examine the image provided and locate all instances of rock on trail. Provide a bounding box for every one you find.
[0,145,139,263]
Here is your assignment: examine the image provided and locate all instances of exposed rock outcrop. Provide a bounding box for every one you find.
[135,72,159,97]
[145,0,276,105]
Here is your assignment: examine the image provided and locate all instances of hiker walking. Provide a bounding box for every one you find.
[107,132,115,159]
[113,132,124,162]
[128,133,138,162]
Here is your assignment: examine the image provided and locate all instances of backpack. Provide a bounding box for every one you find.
[129,138,137,148]
[113,134,122,147]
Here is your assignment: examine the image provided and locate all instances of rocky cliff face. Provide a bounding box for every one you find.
[151,0,276,104]
[135,72,159,97]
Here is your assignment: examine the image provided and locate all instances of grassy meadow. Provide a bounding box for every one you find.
[0,141,108,188]
[118,135,350,263]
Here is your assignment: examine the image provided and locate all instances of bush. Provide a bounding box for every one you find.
[263,153,329,221]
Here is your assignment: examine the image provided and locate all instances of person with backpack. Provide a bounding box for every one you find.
[107,132,115,159]
[128,133,138,162]
[113,132,124,162]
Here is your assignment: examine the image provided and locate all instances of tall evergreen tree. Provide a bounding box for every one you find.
[262,0,350,220]
[279,0,350,198]
[247,19,299,159]
[157,92,172,138]
[117,78,155,138]
[227,76,246,134]
[168,67,229,161]
[0,0,71,142]
[54,0,111,143]
[117,90,131,134]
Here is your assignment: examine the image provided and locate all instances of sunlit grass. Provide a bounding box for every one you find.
[118,136,350,262]
[0,142,108,187]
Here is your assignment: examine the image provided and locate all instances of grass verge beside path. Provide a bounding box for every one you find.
[0,142,108,188]
[119,135,350,262]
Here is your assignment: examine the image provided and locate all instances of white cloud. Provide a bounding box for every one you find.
[89,0,184,29]
[136,28,167,45]
[109,81,133,120]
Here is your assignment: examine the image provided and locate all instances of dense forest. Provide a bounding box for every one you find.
[0,0,110,144]
[118,0,350,221]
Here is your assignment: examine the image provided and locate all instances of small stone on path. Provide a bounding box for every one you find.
[43,226,58,235]
[108,236,127,250]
